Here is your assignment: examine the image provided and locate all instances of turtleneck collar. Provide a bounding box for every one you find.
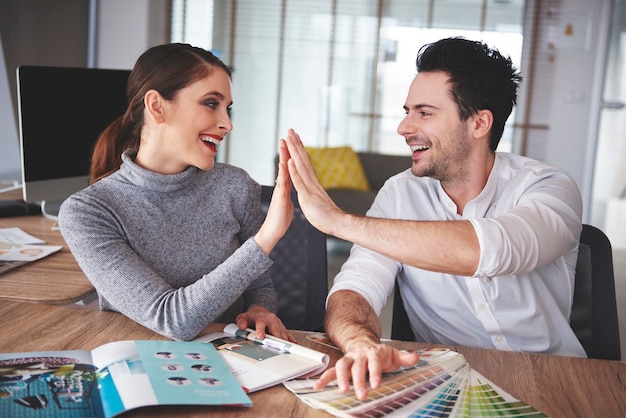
[118,152,201,192]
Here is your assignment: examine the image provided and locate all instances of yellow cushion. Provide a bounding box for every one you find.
[304,146,371,191]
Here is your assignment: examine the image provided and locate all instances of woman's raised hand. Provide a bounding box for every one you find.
[253,137,294,255]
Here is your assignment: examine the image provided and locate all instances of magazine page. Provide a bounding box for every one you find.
[0,243,62,261]
[0,243,62,275]
[0,227,63,275]
[91,340,251,417]
[0,227,46,244]
[223,323,330,368]
[0,349,105,417]
[0,229,62,276]
[195,325,330,393]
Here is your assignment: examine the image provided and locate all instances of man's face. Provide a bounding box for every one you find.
[397,71,472,184]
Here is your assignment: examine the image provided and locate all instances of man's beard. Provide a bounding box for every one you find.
[411,124,471,184]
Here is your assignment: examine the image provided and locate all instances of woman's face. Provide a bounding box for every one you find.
[141,67,233,174]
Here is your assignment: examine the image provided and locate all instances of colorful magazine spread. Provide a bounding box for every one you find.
[0,340,251,418]
[195,323,330,393]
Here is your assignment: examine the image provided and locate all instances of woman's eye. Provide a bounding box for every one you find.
[205,100,218,109]
[227,106,232,117]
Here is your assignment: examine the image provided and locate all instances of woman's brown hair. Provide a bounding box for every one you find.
[89,43,231,183]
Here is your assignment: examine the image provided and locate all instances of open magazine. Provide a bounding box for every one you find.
[0,340,251,417]
[0,227,62,275]
[283,348,548,417]
[195,323,330,393]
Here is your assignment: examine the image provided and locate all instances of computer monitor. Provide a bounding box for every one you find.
[17,65,130,218]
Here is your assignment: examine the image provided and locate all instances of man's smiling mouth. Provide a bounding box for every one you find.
[410,144,430,153]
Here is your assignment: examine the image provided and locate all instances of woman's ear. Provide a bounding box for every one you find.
[144,89,165,123]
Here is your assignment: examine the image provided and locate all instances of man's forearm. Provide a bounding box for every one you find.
[325,290,382,352]
[331,214,479,276]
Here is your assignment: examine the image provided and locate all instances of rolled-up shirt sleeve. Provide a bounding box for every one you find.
[329,245,401,315]
[470,172,583,278]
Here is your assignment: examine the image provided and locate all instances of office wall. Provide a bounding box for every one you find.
[0,0,615,219]
[518,0,611,222]
[0,0,167,185]
[0,0,89,182]
[0,0,89,111]
[95,0,168,69]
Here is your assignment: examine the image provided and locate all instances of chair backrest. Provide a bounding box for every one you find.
[569,224,621,360]
[392,223,621,360]
[260,186,328,331]
[390,282,415,342]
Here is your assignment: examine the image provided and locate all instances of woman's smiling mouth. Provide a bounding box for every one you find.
[200,134,222,152]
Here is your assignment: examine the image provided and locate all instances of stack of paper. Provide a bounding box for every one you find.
[283,349,548,417]
[0,227,62,274]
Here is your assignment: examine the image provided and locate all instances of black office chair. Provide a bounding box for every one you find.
[391,223,622,360]
[390,283,414,343]
[260,185,328,331]
[569,224,621,360]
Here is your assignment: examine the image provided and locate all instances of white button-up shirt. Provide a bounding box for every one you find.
[329,152,586,357]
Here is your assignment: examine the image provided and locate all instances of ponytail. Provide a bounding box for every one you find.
[90,115,138,183]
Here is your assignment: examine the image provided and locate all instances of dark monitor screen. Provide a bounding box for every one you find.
[17,65,130,216]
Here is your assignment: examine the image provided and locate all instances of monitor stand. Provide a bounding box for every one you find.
[40,200,63,220]
[0,180,22,193]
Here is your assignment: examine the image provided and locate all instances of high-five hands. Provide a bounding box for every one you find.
[282,128,345,236]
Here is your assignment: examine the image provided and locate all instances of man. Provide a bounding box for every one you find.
[283,37,586,400]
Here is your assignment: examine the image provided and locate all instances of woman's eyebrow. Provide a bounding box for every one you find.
[203,91,225,99]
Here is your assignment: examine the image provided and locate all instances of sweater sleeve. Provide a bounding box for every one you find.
[58,187,274,341]
[235,183,278,313]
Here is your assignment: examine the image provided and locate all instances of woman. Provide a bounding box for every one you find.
[58,43,295,342]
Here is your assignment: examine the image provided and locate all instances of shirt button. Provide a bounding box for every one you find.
[478,303,486,310]
[495,336,503,342]
[448,202,454,208]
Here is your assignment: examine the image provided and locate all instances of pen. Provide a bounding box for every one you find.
[234,328,293,353]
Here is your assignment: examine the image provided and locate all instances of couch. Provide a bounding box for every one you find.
[327,152,411,215]
[277,151,411,216]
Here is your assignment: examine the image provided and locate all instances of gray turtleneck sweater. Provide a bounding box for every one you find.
[58,153,275,341]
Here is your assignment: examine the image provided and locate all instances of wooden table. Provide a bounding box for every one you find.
[0,300,624,418]
[0,214,95,304]
[0,188,95,304]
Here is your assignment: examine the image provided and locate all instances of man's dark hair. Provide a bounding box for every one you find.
[416,37,522,151]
